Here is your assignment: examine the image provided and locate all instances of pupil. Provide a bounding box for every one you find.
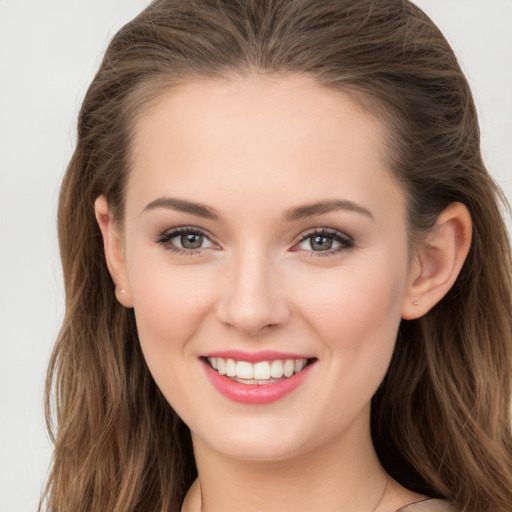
[311,235,333,251]
[181,233,203,249]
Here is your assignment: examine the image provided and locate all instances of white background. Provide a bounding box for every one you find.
[1,1,511,511]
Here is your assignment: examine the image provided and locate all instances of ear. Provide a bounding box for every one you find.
[401,202,472,320]
[94,195,133,308]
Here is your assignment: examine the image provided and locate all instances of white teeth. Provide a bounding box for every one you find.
[270,360,284,378]
[217,358,227,375]
[207,357,309,383]
[233,377,280,385]
[226,358,237,377]
[236,360,253,379]
[283,359,294,377]
[253,361,271,380]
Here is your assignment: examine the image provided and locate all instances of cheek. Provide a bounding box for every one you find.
[294,255,407,383]
[128,253,216,358]
[301,260,405,329]
[127,258,218,420]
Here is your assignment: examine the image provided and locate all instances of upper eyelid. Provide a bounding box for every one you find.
[156,226,218,255]
[296,227,353,242]
[158,225,214,239]
[292,228,354,254]
[154,226,216,251]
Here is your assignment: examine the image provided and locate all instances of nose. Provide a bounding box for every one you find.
[216,246,291,337]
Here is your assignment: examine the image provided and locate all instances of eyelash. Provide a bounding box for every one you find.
[293,228,354,257]
[156,226,216,256]
[155,226,354,257]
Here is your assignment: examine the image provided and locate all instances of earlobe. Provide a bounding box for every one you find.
[94,195,133,308]
[402,202,472,320]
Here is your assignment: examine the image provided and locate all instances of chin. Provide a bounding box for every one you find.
[191,410,354,464]
[190,415,313,462]
[212,437,307,463]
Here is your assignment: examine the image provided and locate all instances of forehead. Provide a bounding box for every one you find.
[132,74,387,159]
[127,74,404,222]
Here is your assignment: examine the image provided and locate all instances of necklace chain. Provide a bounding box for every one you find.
[370,476,389,512]
[183,475,389,512]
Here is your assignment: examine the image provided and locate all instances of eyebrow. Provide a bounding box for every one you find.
[142,197,373,222]
[283,200,374,222]
[142,197,220,220]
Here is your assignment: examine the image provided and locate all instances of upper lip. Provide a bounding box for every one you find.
[201,350,314,363]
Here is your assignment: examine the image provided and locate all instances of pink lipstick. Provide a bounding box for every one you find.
[201,351,316,404]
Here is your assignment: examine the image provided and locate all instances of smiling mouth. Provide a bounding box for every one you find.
[204,357,315,385]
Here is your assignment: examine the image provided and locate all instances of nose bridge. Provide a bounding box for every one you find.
[218,241,289,336]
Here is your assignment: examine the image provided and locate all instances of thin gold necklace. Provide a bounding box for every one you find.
[187,475,390,512]
[370,476,389,512]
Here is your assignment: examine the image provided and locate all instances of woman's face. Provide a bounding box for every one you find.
[118,75,415,461]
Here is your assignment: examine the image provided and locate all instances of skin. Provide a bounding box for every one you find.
[96,74,472,512]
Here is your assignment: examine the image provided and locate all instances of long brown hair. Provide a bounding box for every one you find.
[42,1,512,511]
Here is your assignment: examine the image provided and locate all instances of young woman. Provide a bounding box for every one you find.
[41,1,512,511]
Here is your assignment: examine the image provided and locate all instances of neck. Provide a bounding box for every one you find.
[187,410,390,512]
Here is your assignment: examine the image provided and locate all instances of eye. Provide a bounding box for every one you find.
[175,231,211,250]
[294,228,353,255]
[156,227,215,253]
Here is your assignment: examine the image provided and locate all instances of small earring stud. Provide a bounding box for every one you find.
[120,289,127,294]
[412,301,419,306]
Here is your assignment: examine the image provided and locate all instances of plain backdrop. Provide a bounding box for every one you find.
[1,1,511,511]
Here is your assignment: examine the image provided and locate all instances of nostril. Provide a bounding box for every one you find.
[216,295,291,337]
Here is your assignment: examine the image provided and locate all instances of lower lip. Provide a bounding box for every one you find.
[203,360,315,404]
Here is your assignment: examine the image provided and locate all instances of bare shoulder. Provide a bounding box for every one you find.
[395,499,457,512]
